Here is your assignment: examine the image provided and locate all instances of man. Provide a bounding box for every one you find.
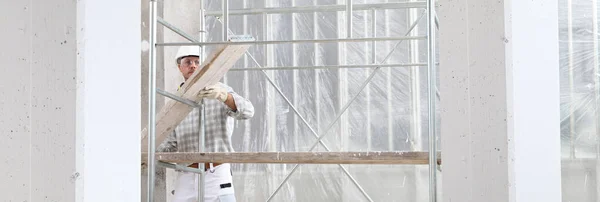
[158,46,254,202]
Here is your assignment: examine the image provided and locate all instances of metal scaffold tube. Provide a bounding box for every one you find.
[222,0,229,41]
[312,0,321,153]
[426,0,438,201]
[592,0,600,199]
[156,36,426,46]
[385,0,393,151]
[337,0,350,154]
[567,0,576,159]
[158,17,199,43]
[198,1,207,201]
[291,0,299,152]
[156,88,199,108]
[197,103,206,202]
[147,1,158,202]
[205,2,426,16]
[409,2,422,154]
[346,0,353,38]
[592,0,600,155]
[366,7,375,151]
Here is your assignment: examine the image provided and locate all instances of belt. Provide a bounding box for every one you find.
[188,163,222,171]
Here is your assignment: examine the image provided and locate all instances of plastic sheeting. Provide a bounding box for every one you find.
[559,0,600,201]
[156,0,600,201]
[197,0,438,201]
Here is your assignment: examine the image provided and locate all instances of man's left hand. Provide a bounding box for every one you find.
[198,84,228,102]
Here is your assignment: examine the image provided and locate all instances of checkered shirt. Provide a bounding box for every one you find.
[157,82,254,153]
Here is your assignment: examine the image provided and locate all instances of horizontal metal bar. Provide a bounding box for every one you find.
[156,88,199,108]
[142,151,443,165]
[156,36,426,46]
[157,17,199,43]
[229,63,427,71]
[156,161,205,174]
[206,2,426,16]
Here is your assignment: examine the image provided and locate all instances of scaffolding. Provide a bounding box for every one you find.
[145,0,438,201]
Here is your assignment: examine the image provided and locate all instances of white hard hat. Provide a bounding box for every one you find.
[175,46,200,63]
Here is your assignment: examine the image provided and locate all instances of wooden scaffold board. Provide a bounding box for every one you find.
[142,151,442,165]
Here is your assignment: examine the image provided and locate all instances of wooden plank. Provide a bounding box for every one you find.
[141,41,251,152]
[141,151,442,165]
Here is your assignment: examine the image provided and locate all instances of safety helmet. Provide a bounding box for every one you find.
[175,46,200,64]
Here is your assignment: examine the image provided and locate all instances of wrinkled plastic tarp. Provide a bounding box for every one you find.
[202,0,438,201]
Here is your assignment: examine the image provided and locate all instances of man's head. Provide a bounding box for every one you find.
[175,46,201,80]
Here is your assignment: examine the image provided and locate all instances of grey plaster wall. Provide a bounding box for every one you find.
[1,0,141,201]
[0,1,77,201]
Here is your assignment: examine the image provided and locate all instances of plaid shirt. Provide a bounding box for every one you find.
[157,82,254,153]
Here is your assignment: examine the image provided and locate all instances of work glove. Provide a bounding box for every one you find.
[198,84,228,102]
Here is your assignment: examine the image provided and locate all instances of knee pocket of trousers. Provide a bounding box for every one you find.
[217,186,235,202]
[218,193,235,202]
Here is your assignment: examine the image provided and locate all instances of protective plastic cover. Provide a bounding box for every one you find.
[559,0,600,201]
[200,0,438,201]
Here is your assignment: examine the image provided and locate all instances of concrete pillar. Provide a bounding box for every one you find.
[0,0,140,201]
[439,0,561,201]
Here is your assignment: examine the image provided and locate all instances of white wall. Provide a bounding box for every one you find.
[439,0,561,201]
[0,0,140,201]
[80,0,141,201]
[510,1,561,201]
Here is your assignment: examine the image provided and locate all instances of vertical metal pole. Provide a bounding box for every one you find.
[292,0,299,151]
[567,0,576,159]
[265,0,276,150]
[426,0,438,201]
[222,0,229,41]
[314,0,321,135]
[263,0,278,193]
[409,4,423,153]
[200,1,206,60]
[346,0,352,38]
[409,5,424,202]
[365,8,372,151]
[197,1,207,201]
[594,0,600,161]
[371,9,376,65]
[337,0,349,153]
[147,1,158,202]
[591,0,600,200]
[385,0,393,151]
[337,0,349,199]
[242,0,251,153]
[197,105,206,202]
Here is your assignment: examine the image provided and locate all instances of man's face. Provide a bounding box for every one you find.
[178,56,200,80]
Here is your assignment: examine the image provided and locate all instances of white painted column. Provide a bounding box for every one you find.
[0,0,140,201]
[80,0,141,201]
[439,0,561,202]
[510,1,561,201]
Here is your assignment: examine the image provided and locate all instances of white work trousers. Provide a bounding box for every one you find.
[173,163,236,202]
